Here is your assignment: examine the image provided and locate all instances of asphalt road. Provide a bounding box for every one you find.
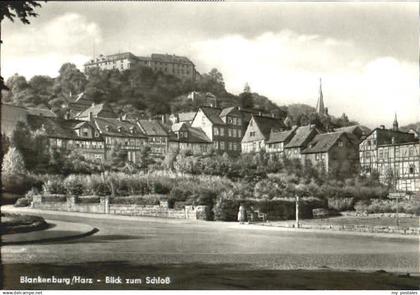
[2,211,418,271]
[2,212,419,289]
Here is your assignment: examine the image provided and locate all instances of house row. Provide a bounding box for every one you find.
[359,117,420,192]
[241,116,362,176]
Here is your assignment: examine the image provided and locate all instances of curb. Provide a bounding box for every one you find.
[1,227,99,246]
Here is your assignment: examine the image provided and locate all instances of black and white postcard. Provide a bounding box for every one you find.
[1,1,419,293]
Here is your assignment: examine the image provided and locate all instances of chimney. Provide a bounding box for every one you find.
[91,102,95,107]
[88,112,93,122]
[380,125,385,130]
[391,137,395,144]
[238,106,241,111]
[258,111,262,116]
[161,114,165,124]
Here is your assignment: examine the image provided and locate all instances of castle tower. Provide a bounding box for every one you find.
[393,113,399,131]
[316,78,325,115]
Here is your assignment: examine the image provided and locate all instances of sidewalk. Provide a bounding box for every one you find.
[2,205,418,240]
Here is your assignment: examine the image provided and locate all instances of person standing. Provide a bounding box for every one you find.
[238,204,246,224]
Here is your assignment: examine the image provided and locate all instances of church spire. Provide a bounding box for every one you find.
[393,113,399,131]
[316,78,325,115]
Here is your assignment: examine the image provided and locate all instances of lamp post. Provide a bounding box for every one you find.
[295,183,305,229]
[295,194,300,228]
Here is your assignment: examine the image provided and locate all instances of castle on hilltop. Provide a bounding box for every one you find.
[84,52,198,81]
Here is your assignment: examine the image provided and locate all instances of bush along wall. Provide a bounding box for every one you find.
[212,197,326,221]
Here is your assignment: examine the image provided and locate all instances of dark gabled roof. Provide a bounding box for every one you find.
[186,127,212,143]
[200,106,224,125]
[253,115,286,140]
[94,117,146,138]
[335,125,370,136]
[76,103,117,119]
[25,107,56,118]
[171,122,189,132]
[219,106,236,118]
[170,125,212,144]
[267,126,298,144]
[68,93,93,110]
[238,108,263,122]
[177,111,197,122]
[302,132,345,154]
[26,115,100,140]
[366,127,417,146]
[150,54,194,65]
[137,120,168,137]
[285,124,318,148]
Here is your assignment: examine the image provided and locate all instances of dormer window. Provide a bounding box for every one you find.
[117,126,123,132]
[130,126,135,134]
[105,125,111,132]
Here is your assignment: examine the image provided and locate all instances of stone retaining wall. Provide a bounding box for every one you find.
[282,223,419,235]
[31,195,208,220]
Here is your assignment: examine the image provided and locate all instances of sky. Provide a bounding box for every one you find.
[2,1,419,128]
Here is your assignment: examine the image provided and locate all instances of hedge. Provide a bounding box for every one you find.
[42,194,67,203]
[213,197,327,221]
[76,196,101,204]
[2,173,43,195]
[110,195,166,205]
[0,213,48,235]
[354,198,419,215]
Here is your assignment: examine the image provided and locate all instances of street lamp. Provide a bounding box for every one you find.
[294,183,305,229]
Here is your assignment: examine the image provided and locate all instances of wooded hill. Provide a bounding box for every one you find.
[3,62,360,130]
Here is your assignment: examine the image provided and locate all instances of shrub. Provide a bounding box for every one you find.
[14,197,30,207]
[2,173,43,195]
[213,197,240,221]
[76,196,101,204]
[152,180,172,194]
[328,197,354,211]
[63,175,84,196]
[93,182,112,196]
[42,195,67,202]
[354,198,419,214]
[42,176,66,195]
[110,195,164,205]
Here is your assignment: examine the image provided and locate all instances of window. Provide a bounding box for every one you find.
[220,142,225,150]
[220,127,225,136]
[237,118,242,126]
[213,127,219,136]
[213,141,219,149]
[409,165,415,174]
[238,129,242,137]
[250,131,255,137]
[409,147,414,157]
[338,140,344,147]
[228,128,233,137]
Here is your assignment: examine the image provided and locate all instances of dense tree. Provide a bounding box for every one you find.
[1,147,26,175]
[55,63,87,99]
[238,92,254,109]
[10,121,50,172]
[196,68,226,97]
[0,1,44,24]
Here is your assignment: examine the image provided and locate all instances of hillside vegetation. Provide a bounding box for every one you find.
[3,62,363,130]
